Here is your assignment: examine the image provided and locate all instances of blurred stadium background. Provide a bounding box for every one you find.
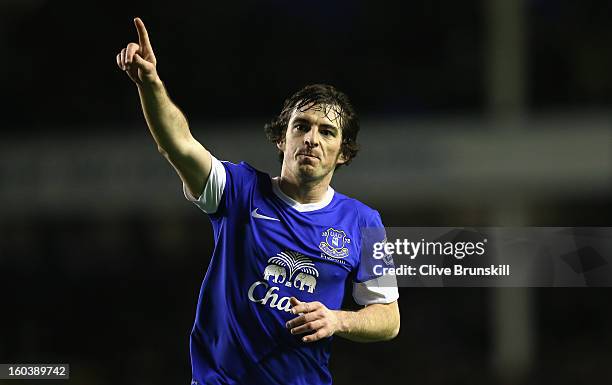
[1,0,611,384]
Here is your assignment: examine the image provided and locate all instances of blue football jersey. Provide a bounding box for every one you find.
[186,158,397,385]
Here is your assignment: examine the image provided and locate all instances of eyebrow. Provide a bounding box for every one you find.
[292,117,339,132]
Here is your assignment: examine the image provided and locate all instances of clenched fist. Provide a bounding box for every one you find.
[116,18,159,86]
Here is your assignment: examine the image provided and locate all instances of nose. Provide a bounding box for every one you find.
[304,127,320,148]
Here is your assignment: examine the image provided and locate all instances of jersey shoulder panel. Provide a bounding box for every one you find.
[331,192,382,227]
[213,161,261,217]
[221,160,259,179]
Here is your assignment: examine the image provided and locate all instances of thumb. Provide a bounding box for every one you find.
[132,53,150,68]
[131,53,158,83]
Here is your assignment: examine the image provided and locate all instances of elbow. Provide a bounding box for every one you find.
[157,138,193,161]
[389,321,400,340]
[380,319,400,341]
[157,145,182,162]
[371,319,400,342]
[157,145,169,158]
[384,310,401,341]
[386,301,401,340]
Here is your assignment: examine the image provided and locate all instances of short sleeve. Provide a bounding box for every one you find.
[183,155,226,214]
[352,278,399,305]
[352,211,399,305]
[184,158,258,217]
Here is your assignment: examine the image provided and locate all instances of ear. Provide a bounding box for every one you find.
[276,139,285,152]
[336,151,347,165]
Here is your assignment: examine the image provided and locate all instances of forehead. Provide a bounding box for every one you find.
[289,103,343,129]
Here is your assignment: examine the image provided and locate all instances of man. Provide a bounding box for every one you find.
[116,17,400,385]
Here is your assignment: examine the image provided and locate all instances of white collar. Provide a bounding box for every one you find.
[271,177,335,212]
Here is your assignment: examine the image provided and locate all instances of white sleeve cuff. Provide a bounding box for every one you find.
[352,275,399,305]
[183,155,227,214]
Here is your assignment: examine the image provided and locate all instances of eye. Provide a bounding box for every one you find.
[321,129,334,137]
[294,123,308,132]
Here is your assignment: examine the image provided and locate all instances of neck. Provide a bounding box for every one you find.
[278,167,334,204]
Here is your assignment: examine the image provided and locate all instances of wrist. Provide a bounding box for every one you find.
[138,76,164,92]
[334,310,352,335]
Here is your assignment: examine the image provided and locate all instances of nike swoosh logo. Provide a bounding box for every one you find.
[251,208,280,221]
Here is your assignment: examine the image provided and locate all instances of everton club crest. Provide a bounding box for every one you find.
[319,228,351,259]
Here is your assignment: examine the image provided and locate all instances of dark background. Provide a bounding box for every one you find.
[1,0,612,384]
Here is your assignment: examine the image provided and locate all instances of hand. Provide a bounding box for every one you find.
[116,17,159,86]
[285,297,341,343]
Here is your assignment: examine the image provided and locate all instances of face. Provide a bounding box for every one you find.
[277,103,346,181]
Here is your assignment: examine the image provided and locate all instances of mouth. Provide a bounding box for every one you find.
[297,153,319,160]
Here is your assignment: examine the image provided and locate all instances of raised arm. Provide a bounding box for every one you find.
[116,17,211,198]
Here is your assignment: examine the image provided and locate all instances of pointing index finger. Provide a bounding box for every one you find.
[134,17,152,51]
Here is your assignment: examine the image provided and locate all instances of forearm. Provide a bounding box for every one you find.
[136,78,211,196]
[137,78,193,157]
[118,18,211,196]
[334,301,400,343]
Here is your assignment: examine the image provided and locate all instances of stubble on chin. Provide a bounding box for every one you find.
[295,164,319,180]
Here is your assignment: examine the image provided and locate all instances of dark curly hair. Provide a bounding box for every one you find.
[264,84,360,169]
